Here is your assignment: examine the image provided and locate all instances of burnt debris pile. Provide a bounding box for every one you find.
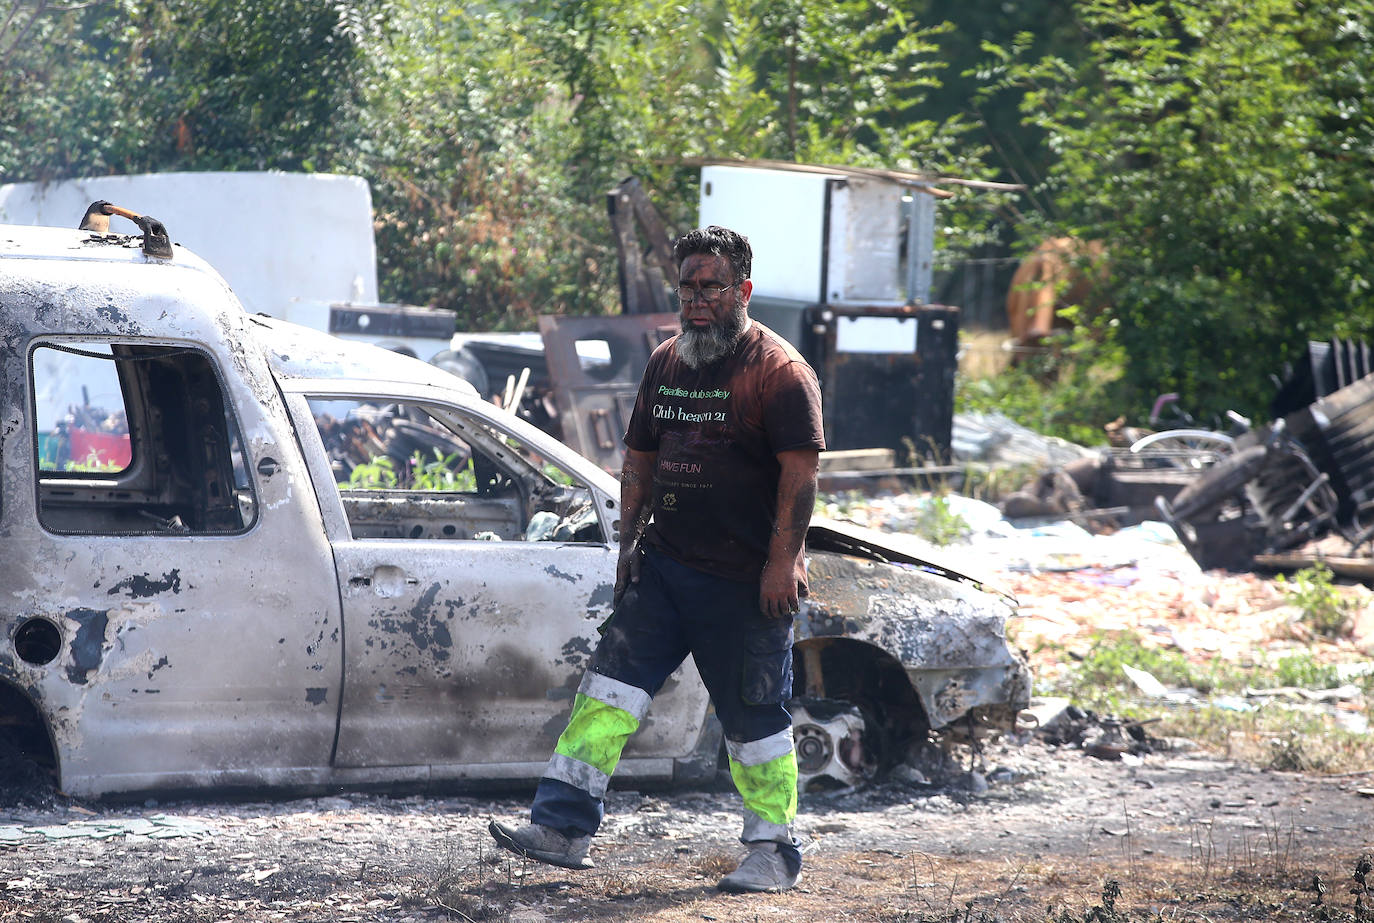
[1002,339,1374,574]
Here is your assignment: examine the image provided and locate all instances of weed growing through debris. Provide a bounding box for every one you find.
[423,836,514,921]
[1277,563,1355,637]
[916,493,971,547]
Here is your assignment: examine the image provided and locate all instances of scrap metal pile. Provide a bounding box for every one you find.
[1001,339,1374,574]
[1155,339,1374,573]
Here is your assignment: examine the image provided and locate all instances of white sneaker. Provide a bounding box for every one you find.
[488,819,594,870]
[717,841,801,893]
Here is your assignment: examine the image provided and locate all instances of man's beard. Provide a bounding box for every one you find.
[675,299,747,369]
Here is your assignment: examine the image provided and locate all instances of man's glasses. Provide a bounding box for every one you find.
[674,282,736,303]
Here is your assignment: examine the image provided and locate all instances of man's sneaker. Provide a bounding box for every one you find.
[717,841,801,893]
[488,820,594,870]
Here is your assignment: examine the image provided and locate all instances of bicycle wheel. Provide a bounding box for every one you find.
[1129,429,1235,469]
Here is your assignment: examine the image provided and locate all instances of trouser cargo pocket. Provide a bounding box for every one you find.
[740,621,793,707]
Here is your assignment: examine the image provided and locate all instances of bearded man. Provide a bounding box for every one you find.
[490,225,825,893]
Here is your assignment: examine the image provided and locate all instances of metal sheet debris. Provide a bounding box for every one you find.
[2,815,213,844]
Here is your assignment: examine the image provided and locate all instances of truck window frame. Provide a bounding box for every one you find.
[30,339,257,537]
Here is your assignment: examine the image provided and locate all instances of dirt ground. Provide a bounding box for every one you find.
[4,561,1374,922]
[1,723,1370,921]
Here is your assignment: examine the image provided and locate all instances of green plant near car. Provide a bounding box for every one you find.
[347,455,399,490]
[410,450,477,492]
[914,493,970,547]
[348,450,477,492]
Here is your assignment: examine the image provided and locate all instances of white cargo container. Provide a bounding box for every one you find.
[696,163,936,307]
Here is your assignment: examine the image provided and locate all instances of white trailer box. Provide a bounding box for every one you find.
[0,171,379,317]
[697,164,934,307]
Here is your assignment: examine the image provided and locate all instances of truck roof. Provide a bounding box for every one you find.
[0,223,204,267]
[1,222,479,400]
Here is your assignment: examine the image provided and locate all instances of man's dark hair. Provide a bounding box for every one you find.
[674,225,752,283]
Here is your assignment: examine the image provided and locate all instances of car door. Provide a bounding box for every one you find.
[282,387,711,778]
[10,334,343,796]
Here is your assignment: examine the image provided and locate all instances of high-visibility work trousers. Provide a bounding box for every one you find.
[531,548,800,867]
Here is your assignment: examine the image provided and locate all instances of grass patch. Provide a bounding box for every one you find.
[1034,630,1374,773]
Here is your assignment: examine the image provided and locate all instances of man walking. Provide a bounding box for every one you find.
[490,225,824,893]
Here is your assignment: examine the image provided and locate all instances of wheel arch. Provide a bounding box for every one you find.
[0,679,60,791]
[792,637,930,766]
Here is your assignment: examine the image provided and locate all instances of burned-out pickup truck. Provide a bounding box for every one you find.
[0,215,1029,799]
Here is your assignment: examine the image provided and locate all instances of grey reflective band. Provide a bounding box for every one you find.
[725,727,794,766]
[580,671,652,721]
[742,813,793,844]
[544,752,611,799]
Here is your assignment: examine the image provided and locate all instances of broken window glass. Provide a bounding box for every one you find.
[307,398,603,544]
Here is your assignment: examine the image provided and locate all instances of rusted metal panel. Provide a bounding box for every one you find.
[537,313,678,471]
[606,177,678,316]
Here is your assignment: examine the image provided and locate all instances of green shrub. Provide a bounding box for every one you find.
[1276,563,1353,637]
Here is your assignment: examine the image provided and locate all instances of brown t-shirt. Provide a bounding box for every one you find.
[624,322,825,585]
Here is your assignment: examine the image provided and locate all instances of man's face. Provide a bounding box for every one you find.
[675,254,753,368]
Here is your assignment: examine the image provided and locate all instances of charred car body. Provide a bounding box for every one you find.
[0,217,1029,799]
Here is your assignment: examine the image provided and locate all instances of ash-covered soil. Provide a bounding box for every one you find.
[2,732,1369,922]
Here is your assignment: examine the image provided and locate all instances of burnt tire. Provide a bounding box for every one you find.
[1170,444,1268,520]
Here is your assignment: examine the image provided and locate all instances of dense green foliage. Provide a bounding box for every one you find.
[1,0,988,332]
[6,0,1374,427]
[362,0,983,328]
[0,0,382,179]
[982,0,1374,423]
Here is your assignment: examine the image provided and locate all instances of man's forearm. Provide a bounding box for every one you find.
[768,450,819,567]
[619,448,657,551]
[758,449,819,617]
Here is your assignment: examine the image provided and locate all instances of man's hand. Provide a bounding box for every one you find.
[759,555,799,619]
[614,447,656,607]
[614,540,641,607]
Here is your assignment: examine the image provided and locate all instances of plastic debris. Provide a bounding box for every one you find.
[1122,665,1169,698]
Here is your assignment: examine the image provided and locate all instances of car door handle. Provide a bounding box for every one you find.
[350,565,417,598]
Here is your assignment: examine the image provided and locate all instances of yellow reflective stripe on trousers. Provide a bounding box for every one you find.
[727,729,798,827]
[552,692,640,782]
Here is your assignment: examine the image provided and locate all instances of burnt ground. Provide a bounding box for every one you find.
[5,554,1373,921]
[0,729,1370,923]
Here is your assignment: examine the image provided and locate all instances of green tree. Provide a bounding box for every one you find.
[0,0,382,182]
[366,0,1000,327]
[359,3,617,329]
[983,0,1374,423]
